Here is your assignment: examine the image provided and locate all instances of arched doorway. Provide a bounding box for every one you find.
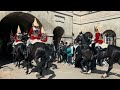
[103,30,116,45]
[0,12,43,57]
[84,32,93,39]
[53,26,64,50]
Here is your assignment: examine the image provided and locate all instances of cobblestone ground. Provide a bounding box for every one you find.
[0,59,120,79]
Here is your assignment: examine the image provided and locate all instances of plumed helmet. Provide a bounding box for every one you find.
[33,18,39,27]
[16,25,22,35]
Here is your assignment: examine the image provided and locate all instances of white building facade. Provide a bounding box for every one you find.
[0,11,120,46]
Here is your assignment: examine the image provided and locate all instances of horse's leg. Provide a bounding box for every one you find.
[40,59,46,77]
[13,54,15,65]
[34,57,42,74]
[91,57,97,71]
[57,54,60,63]
[18,59,21,68]
[35,57,44,78]
[16,61,18,67]
[26,58,30,74]
[26,47,31,74]
[101,58,113,78]
[13,53,17,65]
[29,62,33,68]
[99,58,104,66]
[15,57,18,67]
[81,58,87,72]
[44,57,50,70]
[87,60,92,74]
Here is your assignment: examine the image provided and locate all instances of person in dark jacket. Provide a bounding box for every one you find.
[74,42,83,68]
[62,42,68,63]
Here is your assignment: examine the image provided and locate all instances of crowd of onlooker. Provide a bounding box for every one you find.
[56,39,82,68]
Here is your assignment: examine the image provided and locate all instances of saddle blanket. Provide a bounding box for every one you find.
[30,39,42,44]
[15,41,23,45]
[95,43,108,48]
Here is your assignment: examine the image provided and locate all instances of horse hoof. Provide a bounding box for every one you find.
[83,68,87,71]
[81,70,87,74]
[101,73,108,78]
[36,74,44,79]
[81,68,87,72]
[26,71,29,74]
[87,70,91,74]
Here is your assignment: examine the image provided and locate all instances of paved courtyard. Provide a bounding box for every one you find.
[0,59,120,79]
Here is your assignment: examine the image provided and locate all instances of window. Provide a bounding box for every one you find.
[103,30,116,45]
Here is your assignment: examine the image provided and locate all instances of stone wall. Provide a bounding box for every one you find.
[80,11,120,46]
[0,11,74,44]
[1,11,120,46]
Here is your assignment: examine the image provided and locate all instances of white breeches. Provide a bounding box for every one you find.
[26,39,42,46]
[12,41,23,47]
[95,43,108,48]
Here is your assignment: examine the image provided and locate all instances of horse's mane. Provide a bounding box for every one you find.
[82,34,89,43]
[75,33,91,44]
[33,42,46,46]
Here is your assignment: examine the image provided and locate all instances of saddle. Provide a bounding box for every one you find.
[15,41,24,45]
[95,43,108,49]
[31,39,42,44]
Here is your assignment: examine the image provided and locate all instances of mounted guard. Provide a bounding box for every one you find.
[12,25,23,54]
[26,18,48,47]
[94,24,108,49]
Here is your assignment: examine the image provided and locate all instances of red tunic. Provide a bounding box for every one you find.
[14,34,22,42]
[28,27,48,42]
[94,32,103,44]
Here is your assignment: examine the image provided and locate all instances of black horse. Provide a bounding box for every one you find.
[13,43,26,68]
[89,41,120,78]
[75,33,93,73]
[100,45,120,78]
[90,42,108,67]
[26,42,54,78]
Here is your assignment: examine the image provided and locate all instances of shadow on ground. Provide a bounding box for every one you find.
[93,69,120,78]
[29,63,58,79]
[80,68,119,79]
[0,57,13,69]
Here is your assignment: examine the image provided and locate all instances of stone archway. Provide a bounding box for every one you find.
[103,30,116,45]
[0,12,43,57]
[53,26,64,50]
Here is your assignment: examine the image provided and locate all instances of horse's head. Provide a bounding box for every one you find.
[76,33,92,47]
[22,33,29,43]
